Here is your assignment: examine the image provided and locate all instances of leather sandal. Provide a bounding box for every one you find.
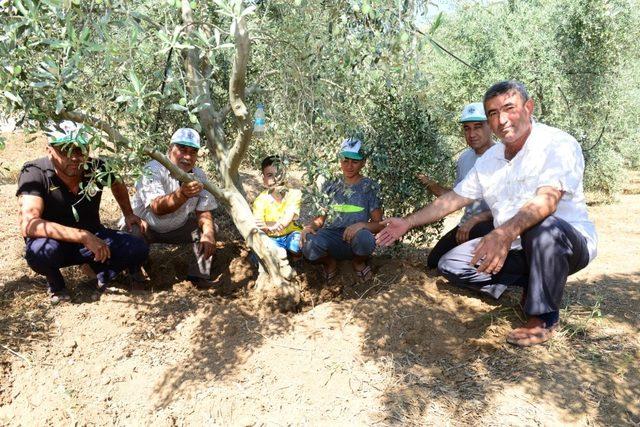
[506,316,558,347]
[49,289,71,305]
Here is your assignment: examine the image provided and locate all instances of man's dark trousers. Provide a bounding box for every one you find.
[25,228,149,292]
[437,215,590,316]
[427,220,494,268]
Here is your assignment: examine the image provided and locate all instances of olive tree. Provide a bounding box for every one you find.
[1,0,444,308]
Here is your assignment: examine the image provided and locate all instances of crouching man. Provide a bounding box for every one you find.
[128,128,218,289]
[377,81,597,346]
[17,121,149,304]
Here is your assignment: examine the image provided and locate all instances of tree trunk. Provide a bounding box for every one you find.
[224,188,300,311]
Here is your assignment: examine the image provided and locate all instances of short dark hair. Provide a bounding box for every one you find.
[261,155,280,172]
[484,80,530,104]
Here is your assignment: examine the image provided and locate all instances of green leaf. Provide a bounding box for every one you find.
[429,12,443,35]
[71,205,79,222]
[55,90,64,114]
[3,91,23,105]
[168,103,188,111]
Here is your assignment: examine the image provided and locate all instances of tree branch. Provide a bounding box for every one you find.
[57,110,229,206]
[227,15,253,177]
[181,0,227,164]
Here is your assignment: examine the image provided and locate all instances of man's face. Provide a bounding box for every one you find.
[47,145,87,178]
[339,157,365,179]
[462,121,493,152]
[262,164,277,187]
[485,90,534,145]
[169,144,199,172]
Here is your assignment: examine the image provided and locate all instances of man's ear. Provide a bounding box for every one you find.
[524,98,535,116]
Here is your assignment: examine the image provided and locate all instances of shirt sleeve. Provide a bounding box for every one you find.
[194,169,218,211]
[536,137,584,196]
[16,162,46,198]
[136,163,168,209]
[453,165,483,200]
[368,180,382,213]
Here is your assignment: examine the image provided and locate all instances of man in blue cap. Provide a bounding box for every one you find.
[128,128,218,289]
[17,121,149,304]
[377,81,597,346]
[418,102,494,268]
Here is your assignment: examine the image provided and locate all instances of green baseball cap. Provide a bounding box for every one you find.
[459,102,487,123]
[339,137,365,160]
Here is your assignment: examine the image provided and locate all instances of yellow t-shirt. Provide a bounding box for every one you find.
[252,188,303,237]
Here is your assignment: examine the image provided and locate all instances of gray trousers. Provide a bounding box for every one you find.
[132,216,211,279]
[437,215,590,316]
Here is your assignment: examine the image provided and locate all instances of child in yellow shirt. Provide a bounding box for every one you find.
[252,156,303,259]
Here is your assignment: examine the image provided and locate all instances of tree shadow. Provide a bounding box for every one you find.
[344,261,640,424]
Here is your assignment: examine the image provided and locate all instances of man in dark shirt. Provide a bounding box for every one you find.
[16,121,149,303]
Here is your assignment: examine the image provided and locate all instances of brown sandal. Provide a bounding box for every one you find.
[506,317,558,346]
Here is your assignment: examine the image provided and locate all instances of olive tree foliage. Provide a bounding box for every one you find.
[0,0,305,309]
[0,0,455,307]
[418,0,640,200]
[247,0,455,244]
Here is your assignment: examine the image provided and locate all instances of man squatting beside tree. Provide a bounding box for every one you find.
[377,80,597,346]
[125,128,219,289]
[418,102,495,269]
[17,121,149,304]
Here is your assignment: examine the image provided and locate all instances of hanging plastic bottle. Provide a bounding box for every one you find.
[253,103,266,138]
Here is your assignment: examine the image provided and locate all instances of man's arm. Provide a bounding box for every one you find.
[343,208,385,242]
[417,173,450,197]
[471,186,562,274]
[456,209,493,244]
[18,195,111,262]
[111,180,144,232]
[150,181,203,216]
[196,210,216,259]
[300,215,326,245]
[376,190,473,246]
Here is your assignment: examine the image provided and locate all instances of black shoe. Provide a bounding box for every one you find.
[188,276,215,289]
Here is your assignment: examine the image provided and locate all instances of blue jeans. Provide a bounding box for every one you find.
[249,231,302,266]
[302,227,375,262]
[25,227,149,292]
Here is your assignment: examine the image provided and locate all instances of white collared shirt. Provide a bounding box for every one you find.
[130,160,218,233]
[453,122,597,261]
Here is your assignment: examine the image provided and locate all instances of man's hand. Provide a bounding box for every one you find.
[300,225,316,246]
[123,213,145,233]
[456,217,478,244]
[199,233,216,260]
[82,232,111,262]
[343,222,365,243]
[178,181,204,199]
[376,217,411,247]
[268,222,285,234]
[416,173,437,187]
[470,228,513,274]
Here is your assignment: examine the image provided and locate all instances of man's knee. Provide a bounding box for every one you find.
[302,236,325,262]
[25,238,64,268]
[351,229,375,257]
[521,216,567,251]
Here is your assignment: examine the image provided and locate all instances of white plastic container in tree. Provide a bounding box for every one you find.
[253,103,266,138]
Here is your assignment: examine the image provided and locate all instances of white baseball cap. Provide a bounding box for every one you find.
[459,102,487,123]
[171,128,201,149]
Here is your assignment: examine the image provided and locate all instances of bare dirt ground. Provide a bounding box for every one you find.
[0,132,638,426]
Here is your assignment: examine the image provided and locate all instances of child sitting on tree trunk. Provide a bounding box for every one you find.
[251,156,303,266]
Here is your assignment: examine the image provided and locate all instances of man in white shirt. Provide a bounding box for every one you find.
[418,102,494,268]
[128,128,218,289]
[377,80,596,346]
